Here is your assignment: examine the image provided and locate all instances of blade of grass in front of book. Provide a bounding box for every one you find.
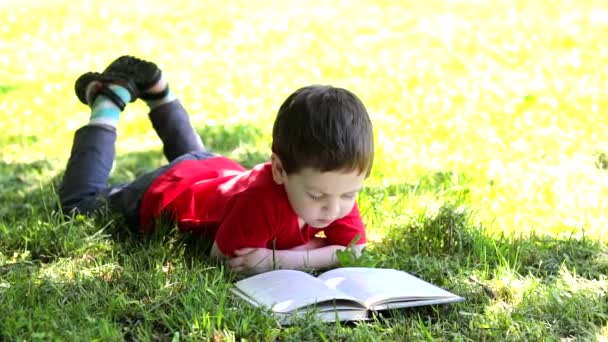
[276,307,370,325]
[233,270,366,313]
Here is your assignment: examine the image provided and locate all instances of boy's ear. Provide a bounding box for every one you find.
[270,153,287,184]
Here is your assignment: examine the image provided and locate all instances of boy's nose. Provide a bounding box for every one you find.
[323,199,341,219]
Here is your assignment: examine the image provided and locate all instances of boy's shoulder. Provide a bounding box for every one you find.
[231,162,286,200]
[219,162,293,219]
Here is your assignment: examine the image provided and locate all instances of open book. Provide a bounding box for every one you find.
[231,267,464,324]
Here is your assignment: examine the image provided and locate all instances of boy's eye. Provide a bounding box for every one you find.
[307,193,324,201]
[341,193,357,200]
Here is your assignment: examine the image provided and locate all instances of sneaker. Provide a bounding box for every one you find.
[74,72,139,110]
[103,55,162,96]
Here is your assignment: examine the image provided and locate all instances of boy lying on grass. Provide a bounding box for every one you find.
[60,56,374,275]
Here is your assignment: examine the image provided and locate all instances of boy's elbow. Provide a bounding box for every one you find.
[210,242,228,260]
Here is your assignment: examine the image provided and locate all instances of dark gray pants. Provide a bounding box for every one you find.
[58,100,214,228]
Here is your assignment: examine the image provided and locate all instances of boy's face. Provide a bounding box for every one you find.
[271,155,366,228]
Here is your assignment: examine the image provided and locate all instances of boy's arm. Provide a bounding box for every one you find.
[219,243,365,274]
[274,243,365,269]
[210,242,226,260]
[287,237,327,251]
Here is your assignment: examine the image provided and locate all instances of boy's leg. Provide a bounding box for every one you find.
[59,125,117,214]
[59,73,137,215]
[147,99,205,162]
[104,56,205,162]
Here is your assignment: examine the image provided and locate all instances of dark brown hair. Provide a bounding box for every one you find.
[272,85,374,175]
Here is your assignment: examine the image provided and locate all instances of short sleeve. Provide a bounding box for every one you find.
[323,204,367,246]
[213,192,278,256]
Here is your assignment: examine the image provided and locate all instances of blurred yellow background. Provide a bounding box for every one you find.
[1,0,607,239]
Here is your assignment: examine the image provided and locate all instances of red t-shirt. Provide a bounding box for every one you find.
[139,157,366,255]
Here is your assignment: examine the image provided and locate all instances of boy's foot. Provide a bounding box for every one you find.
[103,55,168,100]
[74,72,139,110]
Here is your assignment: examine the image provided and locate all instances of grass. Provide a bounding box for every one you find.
[1,0,607,340]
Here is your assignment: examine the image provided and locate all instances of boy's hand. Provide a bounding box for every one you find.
[218,243,366,275]
[228,248,275,274]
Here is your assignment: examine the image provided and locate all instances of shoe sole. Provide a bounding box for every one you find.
[74,72,139,107]
[103,55,162,92]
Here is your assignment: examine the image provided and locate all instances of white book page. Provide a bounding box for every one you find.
[233,270,365,313]
[371,296,465,311]
[317,268,458,308]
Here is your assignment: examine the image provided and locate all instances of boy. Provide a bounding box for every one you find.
[60,55,374,275]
